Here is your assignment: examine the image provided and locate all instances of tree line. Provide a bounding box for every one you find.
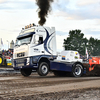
[63,29,100,56]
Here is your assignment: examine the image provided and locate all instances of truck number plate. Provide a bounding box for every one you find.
[16,63,24,67]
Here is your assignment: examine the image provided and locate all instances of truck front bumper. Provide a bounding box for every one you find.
[13,58,38,70]
[13,64,38,70]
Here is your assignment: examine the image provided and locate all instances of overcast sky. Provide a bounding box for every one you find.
[0,0,100,51]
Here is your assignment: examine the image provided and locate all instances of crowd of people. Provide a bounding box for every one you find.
[1,49,13,58]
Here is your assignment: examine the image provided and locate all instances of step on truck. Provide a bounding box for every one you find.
[13,24,86,77]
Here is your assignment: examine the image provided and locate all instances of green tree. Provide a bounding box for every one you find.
[88,37,100,56]
[63,29,88,55]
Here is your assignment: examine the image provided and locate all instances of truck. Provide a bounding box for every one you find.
[13,23,87,77]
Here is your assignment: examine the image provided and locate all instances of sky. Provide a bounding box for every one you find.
[0,0,100,51]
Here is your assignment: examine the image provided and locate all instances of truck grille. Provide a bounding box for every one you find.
[15,58,26,67]
[16,59,26,63]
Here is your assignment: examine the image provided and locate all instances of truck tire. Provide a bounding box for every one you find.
[37,62,49,76]
[71,63,83,77]
[20,69,32,77]
[0,56,3,65]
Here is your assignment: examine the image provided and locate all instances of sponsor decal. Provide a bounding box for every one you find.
[17,52,25,57]
[62,56,65,60]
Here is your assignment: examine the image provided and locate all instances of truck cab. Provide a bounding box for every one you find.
[13,24,57,76]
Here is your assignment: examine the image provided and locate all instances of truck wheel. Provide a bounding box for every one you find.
[0,56,3,65]
[53,71,67,77]
[71,63,83,77]
[20,69,32,77]
[38,62,49,76]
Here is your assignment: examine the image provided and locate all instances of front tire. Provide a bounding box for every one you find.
[37,62,49,76]
[71,63,83,77]
[20,69,32,77]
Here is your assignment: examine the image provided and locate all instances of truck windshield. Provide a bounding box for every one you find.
[15,35,33,46]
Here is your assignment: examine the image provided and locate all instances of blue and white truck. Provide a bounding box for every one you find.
[13,24,84,77]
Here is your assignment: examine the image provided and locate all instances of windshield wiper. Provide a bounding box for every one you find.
[21,43,28,45]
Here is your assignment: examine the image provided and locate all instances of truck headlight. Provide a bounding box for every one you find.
[26,58,30,65]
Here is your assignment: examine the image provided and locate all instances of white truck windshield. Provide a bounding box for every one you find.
[15,35,32,46]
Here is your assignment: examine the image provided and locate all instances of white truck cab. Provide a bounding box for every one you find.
[14,24,56,58]
[13,24,57,76]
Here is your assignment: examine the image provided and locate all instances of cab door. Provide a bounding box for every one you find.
[31,34,44,56]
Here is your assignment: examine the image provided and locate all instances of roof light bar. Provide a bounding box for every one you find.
[24,23,36,29]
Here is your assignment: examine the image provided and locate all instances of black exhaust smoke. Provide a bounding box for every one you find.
[36,0,53,26]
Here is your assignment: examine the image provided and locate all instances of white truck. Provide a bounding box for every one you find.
[13,24,84,77]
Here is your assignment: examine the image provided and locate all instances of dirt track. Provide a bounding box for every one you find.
[0,71,100,100]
